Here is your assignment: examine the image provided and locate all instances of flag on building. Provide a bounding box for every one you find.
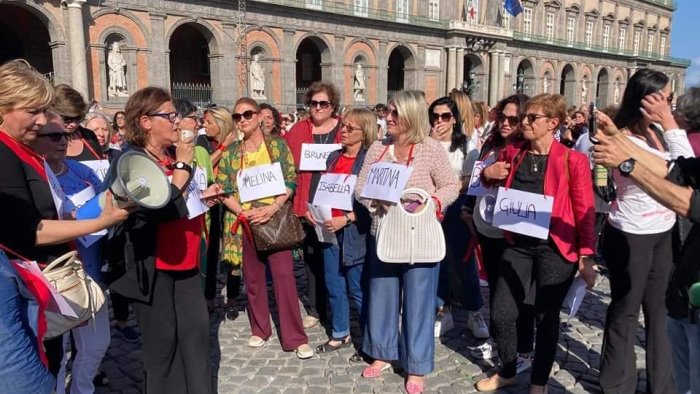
[504,0,523,17]
[464,0,479,23]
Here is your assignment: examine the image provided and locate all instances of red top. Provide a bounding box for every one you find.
[154,166,203,271]
[284,117,342,217]
[329,154,356,217]
[498,140,596,263]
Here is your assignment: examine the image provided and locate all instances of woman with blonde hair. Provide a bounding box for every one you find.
[356,90,460,393]
[472,101,489,139]
[313,108,376,361]
[199,105,237,170]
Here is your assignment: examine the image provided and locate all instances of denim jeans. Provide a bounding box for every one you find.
[436,195,484,311]
[667,316,700,394]
[322,243,364,338]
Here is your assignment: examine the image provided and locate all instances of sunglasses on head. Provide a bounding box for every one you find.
[309,100,331,109]
[38,132,73,142]
[431,112,453,123]
[232,110,258,122]
[62,115,84,126]
[497,113,520,126]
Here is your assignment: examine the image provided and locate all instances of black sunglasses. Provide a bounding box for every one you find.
[62,115,84,126]
[149,112,180,123]
[232,110,258,122]
[38,132,73,142]
[431,112,453,123]
[387,108,399,119]
[523,113,549,123]
[309,100,331,109]
[497,113,520,126]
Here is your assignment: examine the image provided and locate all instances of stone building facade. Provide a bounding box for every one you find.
[0,0,689,112]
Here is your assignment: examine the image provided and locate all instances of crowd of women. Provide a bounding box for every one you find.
[1,57,698,394]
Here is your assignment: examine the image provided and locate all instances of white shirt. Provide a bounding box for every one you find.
[608,130,694,234]
[439,141,468,178]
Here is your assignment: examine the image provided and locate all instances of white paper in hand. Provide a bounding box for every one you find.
[306,203,337,245]
[564,276,588,319]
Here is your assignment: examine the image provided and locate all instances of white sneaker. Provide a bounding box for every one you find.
[466,311,490,339]
[434,311,455,337]
[247,336,268,348]
[469,341,494,360]
[516,354,533,374]
[296,344,314,359]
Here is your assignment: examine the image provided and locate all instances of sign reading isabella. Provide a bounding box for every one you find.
[312,173,358,211]
[299,143,342,171]
[360,162,413,204]
[237,162,287,203]
[491,187,553,240]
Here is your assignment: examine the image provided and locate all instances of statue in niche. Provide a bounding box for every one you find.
[250,55,266,99]
[543,74,550,93]
[353,64,366,102]
[107,42,128,97]
[581,80,588,105]
[613,81,621,104]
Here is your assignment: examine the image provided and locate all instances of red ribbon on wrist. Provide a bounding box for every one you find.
[431,196,444,221]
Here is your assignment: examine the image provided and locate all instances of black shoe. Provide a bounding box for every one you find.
[316,336,351,353]
[225,304,239,321]
[349,351,364,362]
[93,371,109,387]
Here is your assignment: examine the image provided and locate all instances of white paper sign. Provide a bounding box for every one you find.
[467,157,496,197]
[299,143,342,171]
[12,259,78,318]
[491,187,554,240]
[360,162,413,203]
[312,174,357,211]
[192,166,208,191]
[307,203,337,245]
[237,162,286,203]
[68,186,107,248]
[185,167,209,219]
[81,159,110,182]
[564,276,588,320]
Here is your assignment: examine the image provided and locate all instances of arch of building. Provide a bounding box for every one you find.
[559,63,578,108]
[463,53,486,102]
[515,57,536,97]
[386,43,417,96]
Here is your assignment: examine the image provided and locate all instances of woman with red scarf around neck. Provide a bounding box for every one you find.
[0,59,129,393]
[284,81,343,328]
[476,94,596,393]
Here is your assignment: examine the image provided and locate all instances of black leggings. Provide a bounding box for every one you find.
[490,242,576,385]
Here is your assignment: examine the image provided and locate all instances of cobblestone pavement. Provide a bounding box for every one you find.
[92,274,651,394]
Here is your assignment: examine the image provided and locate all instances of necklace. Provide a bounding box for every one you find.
[529,152,548,173]
[52,162,66,176]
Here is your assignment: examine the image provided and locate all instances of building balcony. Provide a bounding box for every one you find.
[447,20,513,40]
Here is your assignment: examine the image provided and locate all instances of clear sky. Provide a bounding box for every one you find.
[672,0,700,87]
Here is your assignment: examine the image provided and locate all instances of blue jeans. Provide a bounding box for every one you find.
[362,240,439,375]
[667,316,700,394]
[436,195,484,311]
[322,243,364,339]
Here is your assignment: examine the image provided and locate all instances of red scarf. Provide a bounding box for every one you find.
[0,130,47,181]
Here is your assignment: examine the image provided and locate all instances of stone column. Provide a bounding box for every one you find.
[488,51,499,106]
[456,48,465,92]
[218,22,238,107]
[149,13,168,89]
[416,45,426,91]
[447,47,457,92]
[66,0,89,98]
[497,52,506,100]
[282,29,296,111]
[377,41,388,103]
[333,35,346,104]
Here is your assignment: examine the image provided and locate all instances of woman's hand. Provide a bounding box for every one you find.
[595,110,621,136]
[641,92,679,131]
[175,136,195,164]
[304,210,318,226]
[592,133,627,168]
[248,203,279,225]
[431,123,451,139]
[97,191,133,228]
[221,132,237,149]
[578,256,597,290]
[324,217,347,233]
[482,161,510,181]
[200,184,227,207]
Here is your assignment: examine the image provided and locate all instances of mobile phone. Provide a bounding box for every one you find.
[181,129,195,142]
[201,187,234,200]
[588,103,599,144]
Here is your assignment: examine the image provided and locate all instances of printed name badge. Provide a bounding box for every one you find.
[68,186,107,248]
[312,173,358,211]
[299,143,342,171]
[360,162,413,204]
[237,162,287,203]
[185,167,209,219]
[81,159,111,182]
[467,157,496,197]
[491,187,554,240]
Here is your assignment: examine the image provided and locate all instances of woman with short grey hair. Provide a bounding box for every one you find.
[674,87,700,156]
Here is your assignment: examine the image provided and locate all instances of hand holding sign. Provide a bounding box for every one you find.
[360,162,413,203]
[491,187,553,240]
[483,161,511,181]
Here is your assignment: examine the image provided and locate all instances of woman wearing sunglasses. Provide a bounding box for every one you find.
[427,96,489,340]
[476,94,596,393]
[217,98,314,359]
[598,69,693,394]
[51,84,103,162]
[285,81,343,329]
[0,60,129,394]
[30,114,111,394]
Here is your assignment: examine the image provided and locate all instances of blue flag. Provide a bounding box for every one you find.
[504,0,523,17]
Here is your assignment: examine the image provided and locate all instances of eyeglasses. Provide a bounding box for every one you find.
[183,115,198,121]
[523,113,549,123]
[149,112,180,123]
[431,112,453,123]
[232,110,258,122]
[387,108,399,119]
[62,115,84,126]
[497,113,520,126]
[309,100,331,109]
[341,122,363,133]
[38,132,73,142]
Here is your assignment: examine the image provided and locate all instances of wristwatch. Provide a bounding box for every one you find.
[344,212,352,226]
[174,161,193,174]
[618,158,636,177]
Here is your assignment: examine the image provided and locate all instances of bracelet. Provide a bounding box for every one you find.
[216,144,228,152]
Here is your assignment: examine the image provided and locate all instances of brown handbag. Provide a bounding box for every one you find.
[234,201,305,252]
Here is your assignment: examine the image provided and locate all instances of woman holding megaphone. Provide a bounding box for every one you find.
[105,86,219,394]
[0,59,131,393]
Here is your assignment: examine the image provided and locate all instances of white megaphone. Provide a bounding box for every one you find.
[76,151,171,220]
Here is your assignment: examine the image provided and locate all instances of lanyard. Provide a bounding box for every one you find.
[0,243,32,262]
[373,143,415,166]
[80,138,103,160]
